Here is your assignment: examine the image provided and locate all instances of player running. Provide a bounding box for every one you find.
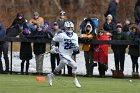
[47,21,81,88]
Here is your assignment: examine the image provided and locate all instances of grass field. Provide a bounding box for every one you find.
[0,74,140,93]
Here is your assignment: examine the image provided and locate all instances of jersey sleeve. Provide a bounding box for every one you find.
[53,33,63,42]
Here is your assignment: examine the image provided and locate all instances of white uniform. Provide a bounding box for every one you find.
[53,31,79,74]
[48,21,81,88]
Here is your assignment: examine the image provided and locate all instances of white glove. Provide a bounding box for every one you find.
[50,46,59,54]
[55,47,59,53]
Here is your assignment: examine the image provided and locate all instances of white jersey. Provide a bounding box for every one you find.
[53,31,79,56]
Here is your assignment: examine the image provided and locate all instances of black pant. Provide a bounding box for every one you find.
[113,49,125,72]
[0,42,9,73]
[98,62,106,77]
[21,60,30,74]
[84,50,94,76]
[50,53,61,74]
[130,55,139,73]
[67,65,72,75]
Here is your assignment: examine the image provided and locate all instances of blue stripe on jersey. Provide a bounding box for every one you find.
[60,54,71,63]
[65,32,73,37]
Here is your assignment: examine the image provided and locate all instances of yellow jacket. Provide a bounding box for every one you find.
[82,34,93,51]
[29,17,44,27]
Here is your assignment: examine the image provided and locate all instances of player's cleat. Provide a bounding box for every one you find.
[73,78,81,88]
[47,73,54,86]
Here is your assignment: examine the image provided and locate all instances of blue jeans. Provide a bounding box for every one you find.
[0,42,9,73]
[27,24,36,31]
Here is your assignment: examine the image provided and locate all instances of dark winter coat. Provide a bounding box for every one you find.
[134,0,140,24]
[0,23,6,44]
[33,42,46,55]
[20,42,32,60]
[6,17,28,37]
[0,23,6,38]
[11,18,27,28]
[111,31,128,52]
[123,24,131,38]
[32,29,47,55]
[128,31,140,56]
[103,21,116,33]
[105,0,118,22]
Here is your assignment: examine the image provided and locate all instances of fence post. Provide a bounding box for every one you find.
[10,41,13,74]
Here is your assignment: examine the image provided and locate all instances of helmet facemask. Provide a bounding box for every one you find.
[64,21,74,32]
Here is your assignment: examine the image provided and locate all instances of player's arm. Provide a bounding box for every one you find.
[51,33,63,53]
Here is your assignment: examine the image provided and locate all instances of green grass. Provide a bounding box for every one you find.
[0,74,140,93]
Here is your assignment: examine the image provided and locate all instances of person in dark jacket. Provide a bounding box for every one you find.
[123,18,131,37]
[50,22,62,74]
[32,23,51,75]
[111,23,128,77]
[11,13,27,28]
[81,23,96,77]
[6,12,27,37]
[103,14,116,38]
[0,23,9,74]
[128,24,140,78]
[134,0,140,24]
[105,0,120,22]
[20,28,32,75]
[57,10,68,30]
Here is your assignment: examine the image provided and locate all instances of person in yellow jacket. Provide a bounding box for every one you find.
[28,12,44,31]
[81,23,96,77]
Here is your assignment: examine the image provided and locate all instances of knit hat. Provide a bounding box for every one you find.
[17,12,23,18]
[34,12,39,16]
[116,22,123,28]
[107,14,113,20]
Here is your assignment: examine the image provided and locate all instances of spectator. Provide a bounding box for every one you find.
[57,10,68,30]
[81,23,96,77]
[43,21,52,34]
[50,22,62,74]
[123,18,131,37]
[79,18,98,36]
[134,0,140,24]
[32,24,47,75]
[0,23,9,74]
[111,23,128,78]
[103,14,116,38]
[10,12,27,29]
[19,28,32,75]
[28,12,44,31]
[128,24,140,78]
[6,12,27,37]
[93,29,109,78]
[104,0,120,22]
